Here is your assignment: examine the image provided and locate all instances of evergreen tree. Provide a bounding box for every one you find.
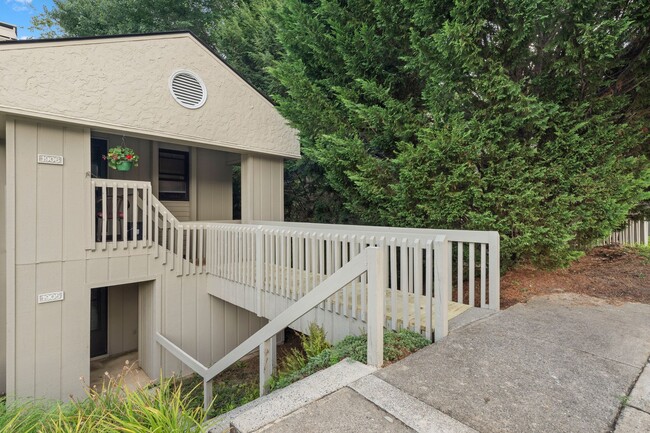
[270,0,650,266]
[31,0,236,43]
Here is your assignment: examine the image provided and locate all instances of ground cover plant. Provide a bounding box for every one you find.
[177,325,430,416]
[269,325,430,391]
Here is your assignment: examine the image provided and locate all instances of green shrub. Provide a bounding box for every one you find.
[301,323,331,358]
[266,0,650,269]
[277,324,332,378]
[269,328,429,391]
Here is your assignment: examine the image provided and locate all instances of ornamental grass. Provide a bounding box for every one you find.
[0,366,207,433]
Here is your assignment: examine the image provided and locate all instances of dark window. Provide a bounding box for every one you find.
[159,149,189,201]
[90,137,108,179]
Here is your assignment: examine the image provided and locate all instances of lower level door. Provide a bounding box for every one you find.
[90,287,108,358]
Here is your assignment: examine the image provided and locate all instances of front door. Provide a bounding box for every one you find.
[90,287,108,358]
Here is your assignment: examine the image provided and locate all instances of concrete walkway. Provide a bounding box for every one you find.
[252,294,650,433]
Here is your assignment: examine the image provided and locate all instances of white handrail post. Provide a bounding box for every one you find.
[367,246,385,368]
[203,379,213,412]
[434,235,449,342]
[256,227,264,317]
[259,336,276,396]
[488,231,501,311]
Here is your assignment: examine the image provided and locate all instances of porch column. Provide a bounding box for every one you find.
[240,154,284,223]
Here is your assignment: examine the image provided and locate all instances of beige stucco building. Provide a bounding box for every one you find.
[0,31,296,400]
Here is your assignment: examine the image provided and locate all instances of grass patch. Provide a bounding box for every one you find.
[0,369,206,433]
[269,326,429,391]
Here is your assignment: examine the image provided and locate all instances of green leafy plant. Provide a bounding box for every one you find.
[104,146,139,169]
[269,327,429,391]
[278,324,332,376]
[301,323,331,357]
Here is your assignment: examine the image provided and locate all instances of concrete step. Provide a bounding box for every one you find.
[204,359,376,433]
[204,308,492,433]
[251,374,477,433]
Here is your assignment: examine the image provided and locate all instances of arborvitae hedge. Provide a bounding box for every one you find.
[268,0,650,267]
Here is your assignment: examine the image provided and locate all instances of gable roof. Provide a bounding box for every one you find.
[0,32,299,158]
[1,31,275,105]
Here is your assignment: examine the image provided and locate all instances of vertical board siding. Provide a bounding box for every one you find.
[60,260,88,399]
[62,128,90,261]
[138,281,154,377]
[5,121,16,397]
[241,154,284,222]
[14,264,36,397]
[161,201,192,222]
[10,119,90,400]
[8,118,266,401]
[180,275,198,377]
[34,262,63,398]
[0,139,6,394]
[107,284,139,356]
[36,124,64,263]
[14,120,38,265]
[197,148,222,220]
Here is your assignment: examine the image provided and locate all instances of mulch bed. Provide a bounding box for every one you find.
[500,245,650,308]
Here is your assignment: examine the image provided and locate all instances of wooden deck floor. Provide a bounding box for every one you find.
[324,287,472,331]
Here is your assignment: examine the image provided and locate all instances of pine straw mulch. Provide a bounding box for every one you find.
[500,245,650,309]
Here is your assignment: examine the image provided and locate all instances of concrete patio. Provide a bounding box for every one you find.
[89,351,152,391]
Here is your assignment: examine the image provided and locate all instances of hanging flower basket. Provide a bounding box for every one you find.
[104,146,139,171]
[116,160,133,171]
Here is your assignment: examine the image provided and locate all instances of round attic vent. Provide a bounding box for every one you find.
[169,70,207,109]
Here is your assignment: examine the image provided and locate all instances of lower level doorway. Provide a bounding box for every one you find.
[89,283,154,390]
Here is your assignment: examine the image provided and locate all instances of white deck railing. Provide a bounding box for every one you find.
[88,179,208,275]
[87,181,500,329]
[205,221,500,338]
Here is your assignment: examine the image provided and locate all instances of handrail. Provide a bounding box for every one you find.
[91,178,152,188]
[88,179,210,276]
[156,246,387,411]
[251,220,498,243]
